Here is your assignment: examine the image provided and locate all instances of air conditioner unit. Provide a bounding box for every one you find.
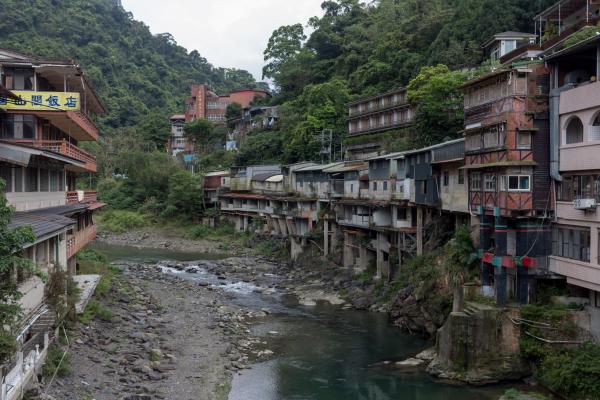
[573,198,597,210]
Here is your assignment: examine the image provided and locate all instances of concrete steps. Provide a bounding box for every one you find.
[462,301,496,317]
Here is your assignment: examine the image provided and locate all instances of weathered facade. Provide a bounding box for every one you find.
[345,87,415,160]
[462,60,552,305]
[0,48,105,399]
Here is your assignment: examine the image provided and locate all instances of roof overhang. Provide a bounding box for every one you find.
[460,160,538,169]
[0,141,86,168]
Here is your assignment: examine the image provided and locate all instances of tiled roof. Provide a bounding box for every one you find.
[10,210,75,239]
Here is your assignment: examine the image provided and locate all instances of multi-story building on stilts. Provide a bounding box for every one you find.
[461,56,553,305]
[0,48,105,398]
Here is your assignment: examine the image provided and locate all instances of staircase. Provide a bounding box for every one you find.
[460,301,496,317]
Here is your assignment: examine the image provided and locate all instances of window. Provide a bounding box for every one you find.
[383,181,388,191]
[350,184,354,193]
[458,169,465,185]
[504,40,516,54]
[591,114,600,141]
[26,167,38,192]
[1,68,34,90]
[465,133,482,151]
[373,182,378,191]
[501,175,531,191]
[566,117,584,144]
[443,171,449,186]
[553,226,590,262]
[49,170,59,192]
[39,169,49,192]
[516,130,532,149]
[14,167,22,192]
[397,207,407,220]
[484,173,496,192]
[470,172,481,190]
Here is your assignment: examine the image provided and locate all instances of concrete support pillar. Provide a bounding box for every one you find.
[343,231,354,268]
[272,218,281,235]
[277,219,288,236]
[324,220,330,257]
[495,266,508,305]
[285,219,295,236]
[517,266,535,304]
[290,237,303,261]
[416,206,424,256]
[331,222,339,249]
[359,245,369,270]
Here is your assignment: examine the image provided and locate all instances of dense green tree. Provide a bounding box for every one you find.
[226,103,243,129]
[166,171,204,217]
[443,226,477,312]
[137,112,172,150]
[407,65,467,146]
[0,0,257,132]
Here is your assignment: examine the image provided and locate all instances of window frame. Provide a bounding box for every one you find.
[483,173,496,192]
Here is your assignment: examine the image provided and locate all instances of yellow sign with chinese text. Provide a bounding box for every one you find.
[0,91,81,111]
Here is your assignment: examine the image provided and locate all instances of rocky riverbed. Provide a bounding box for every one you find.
[44,259,279,400]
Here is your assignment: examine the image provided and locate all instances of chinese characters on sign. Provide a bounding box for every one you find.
[0,91,80,111]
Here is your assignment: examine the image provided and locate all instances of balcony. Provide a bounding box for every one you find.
[550,256,600,291]
[66,190,98,204]
[348,99,410,118]
[67,224,97,259]
[15,140,97,172]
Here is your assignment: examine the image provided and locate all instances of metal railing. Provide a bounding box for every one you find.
[14,140,96,166]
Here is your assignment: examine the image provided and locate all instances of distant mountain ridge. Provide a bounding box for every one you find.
[0,0,259,131]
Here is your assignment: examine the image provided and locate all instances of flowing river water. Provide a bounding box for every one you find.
[91,242,530,400]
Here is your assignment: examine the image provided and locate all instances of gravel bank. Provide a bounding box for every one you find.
[44,262,266,400]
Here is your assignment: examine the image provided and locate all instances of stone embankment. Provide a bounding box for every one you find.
[43,260,274,400]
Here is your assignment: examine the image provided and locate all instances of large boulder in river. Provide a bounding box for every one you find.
[427,303,529,384]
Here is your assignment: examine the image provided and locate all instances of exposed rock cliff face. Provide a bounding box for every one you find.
[427,303,530,384]
[389,284,451,337]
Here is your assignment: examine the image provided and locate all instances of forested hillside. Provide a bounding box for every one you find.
[0,0,259,131]
[237,0,556,165]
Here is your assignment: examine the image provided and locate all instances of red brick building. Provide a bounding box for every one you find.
[168,84,269,156]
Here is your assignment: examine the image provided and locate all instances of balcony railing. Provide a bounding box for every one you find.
[66,190,98,204]
[67,224,97,259]
[14,140,97,171]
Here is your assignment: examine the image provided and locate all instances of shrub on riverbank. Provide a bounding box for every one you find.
[189,221,235,240]
[519,303,600,399]
[43,345,72,378]
[97,210,148,233]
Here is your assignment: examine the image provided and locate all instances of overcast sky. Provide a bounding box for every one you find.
[121,0,325,81]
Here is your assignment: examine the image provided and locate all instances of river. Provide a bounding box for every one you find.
[91,242,527,400]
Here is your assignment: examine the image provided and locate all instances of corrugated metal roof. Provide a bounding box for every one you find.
[205,170,230,177]
[294,162,344,172]
[366,152,406,161]
[403,138,465,155]
[323,162,368,173]
[460,160,537,169]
